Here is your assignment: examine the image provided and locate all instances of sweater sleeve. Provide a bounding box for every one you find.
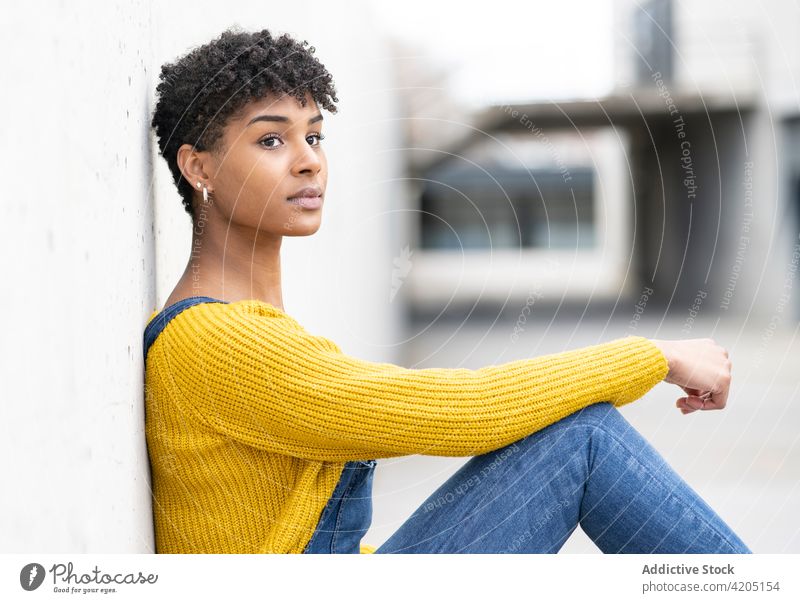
[159,300,668,461]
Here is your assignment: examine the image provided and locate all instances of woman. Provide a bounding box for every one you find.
[144,27,750,554]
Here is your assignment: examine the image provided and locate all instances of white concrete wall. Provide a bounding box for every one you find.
[0,0,157,553]
[0,0,402,552]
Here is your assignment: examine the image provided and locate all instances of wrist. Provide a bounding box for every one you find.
[649,338,675,382]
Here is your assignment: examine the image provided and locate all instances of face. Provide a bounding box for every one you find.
[190,92,328,237]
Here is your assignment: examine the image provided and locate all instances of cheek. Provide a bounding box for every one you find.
[226,155,286,202]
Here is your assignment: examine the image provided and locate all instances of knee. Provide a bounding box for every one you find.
[544,402,633,445]
[514,402,620,454]
[508,403,631,462]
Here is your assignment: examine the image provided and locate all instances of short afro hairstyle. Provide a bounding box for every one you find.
[150,26,339,220]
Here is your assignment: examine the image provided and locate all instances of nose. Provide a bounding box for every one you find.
[291,139,322,176]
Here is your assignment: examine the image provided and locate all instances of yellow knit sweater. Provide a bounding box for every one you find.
[143,299,668,554]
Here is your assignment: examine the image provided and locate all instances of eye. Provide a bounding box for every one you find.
[307,132,326,146]
[259,134,283,149]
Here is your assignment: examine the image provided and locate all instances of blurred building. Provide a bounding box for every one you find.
[393,0,800,324]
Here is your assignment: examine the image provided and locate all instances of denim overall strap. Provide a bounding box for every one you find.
[143,296,227,361]
[303,460,377,554]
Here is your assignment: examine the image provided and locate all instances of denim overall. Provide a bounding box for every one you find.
[302,459,377,554]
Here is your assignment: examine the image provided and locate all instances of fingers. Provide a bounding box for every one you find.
[676,392,722,414]
[677,397,695,413]
[676,396,704,413]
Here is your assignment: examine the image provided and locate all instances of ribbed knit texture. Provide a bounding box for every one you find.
[144,299,668,554]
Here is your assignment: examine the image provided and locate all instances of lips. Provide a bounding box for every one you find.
[288,186,322,200]
[287,186,324,210]
[292,196,322,209]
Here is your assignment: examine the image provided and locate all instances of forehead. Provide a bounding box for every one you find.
[231,92,320,129]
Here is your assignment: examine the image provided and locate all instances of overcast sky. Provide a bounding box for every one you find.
[372,0,615,108]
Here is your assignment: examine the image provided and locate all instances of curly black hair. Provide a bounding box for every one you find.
[150,26,339,220]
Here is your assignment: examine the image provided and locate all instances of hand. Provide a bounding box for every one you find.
[649,338,732,414]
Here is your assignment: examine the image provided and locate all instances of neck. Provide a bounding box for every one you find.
[184,221,285,311]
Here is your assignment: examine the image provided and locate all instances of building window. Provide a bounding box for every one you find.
[419,166,595,250]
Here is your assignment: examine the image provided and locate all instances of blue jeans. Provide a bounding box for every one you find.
[303,402,752,554]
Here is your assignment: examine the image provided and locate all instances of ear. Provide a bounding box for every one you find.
[177,143,215,192]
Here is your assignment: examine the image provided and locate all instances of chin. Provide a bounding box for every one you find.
[283,219,322,236]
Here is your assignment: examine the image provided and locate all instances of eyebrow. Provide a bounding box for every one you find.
[247,113,324,127]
